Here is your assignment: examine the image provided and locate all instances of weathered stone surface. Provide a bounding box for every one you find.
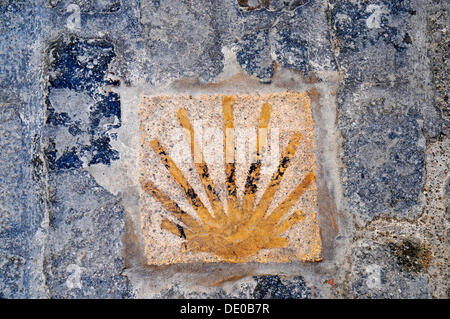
[48,0,121,14]
[0,0,448,299]
[126,272,311,299]
[44,35,121,170]
[428,8,450,134]
[0,2,48,299]
[348,240,430,298]
[0,105,29,298]
[330,0,443,219]
[231,0,336,81]
[337,86,426,218]
[41,33,129,298]
[44,170,129,298]
[139,0,224,83]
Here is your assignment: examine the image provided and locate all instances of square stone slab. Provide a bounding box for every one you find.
[139,92,322,265]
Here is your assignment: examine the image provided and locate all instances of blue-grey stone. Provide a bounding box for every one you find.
[349,240,430,298]
[252,275,311,299]
[271,3,337,75]
[44,170,129,298]
[338,86,426,216]
[44,36,121,170]
[331,0,444,217]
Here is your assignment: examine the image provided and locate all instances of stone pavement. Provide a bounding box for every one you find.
[0,0,448,298]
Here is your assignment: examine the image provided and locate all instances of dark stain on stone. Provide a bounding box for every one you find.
[176,224,186,239]
[280,156,290,168]
[186,188,201,208]
[200,165,210,179]
[404,33,412,44]
[388,239,432,273]
[237,0,249,7]
[269,156,290,186]
[227,166,236,183]
[227,165,237,196]
[244,161,261,194]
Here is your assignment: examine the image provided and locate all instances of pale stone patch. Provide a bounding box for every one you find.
[139,92,322,265]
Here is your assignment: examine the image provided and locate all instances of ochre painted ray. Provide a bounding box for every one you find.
[176,108,226,220]
[141,180,200,229]
[266,171,315,225]
[222,96,239,220]
[149,139,216,226]
[274,211,306,235]
[256,103,272,157]
[241,102,272,216]
[161,219,194,240]
[249,132,303,224]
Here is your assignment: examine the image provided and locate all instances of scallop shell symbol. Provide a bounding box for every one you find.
[141,96,316,263]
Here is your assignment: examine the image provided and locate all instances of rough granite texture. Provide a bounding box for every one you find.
[0,0,448,298]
